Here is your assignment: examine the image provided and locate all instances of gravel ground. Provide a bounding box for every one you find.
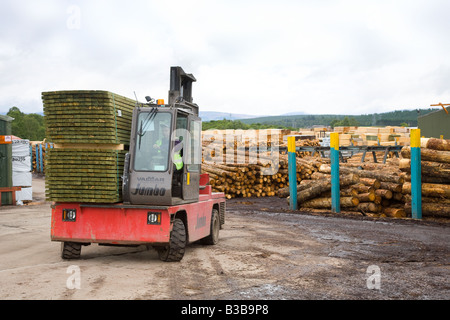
[0,175,448,301]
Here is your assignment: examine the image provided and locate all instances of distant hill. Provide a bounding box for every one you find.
[239,109,438,128]
[199,111,257,122]
[282,111,306,116]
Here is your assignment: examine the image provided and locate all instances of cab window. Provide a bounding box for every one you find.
[134,111,172,171]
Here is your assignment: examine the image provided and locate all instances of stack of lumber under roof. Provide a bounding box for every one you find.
[43,90,137,203]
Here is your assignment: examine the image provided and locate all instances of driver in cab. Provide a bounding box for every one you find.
[153,123,183,171]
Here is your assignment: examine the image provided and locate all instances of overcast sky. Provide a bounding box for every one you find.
[1,0,449,116]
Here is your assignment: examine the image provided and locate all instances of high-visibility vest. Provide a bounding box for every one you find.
[173,152,183,170]
[156,139,183,170]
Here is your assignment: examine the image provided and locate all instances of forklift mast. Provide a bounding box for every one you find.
[122,67,202,206]
[168,66,198,116]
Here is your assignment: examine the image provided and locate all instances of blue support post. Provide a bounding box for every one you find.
[410,129,422,219]
[39,144,43,173]
[330,133,340,213]
[287,136,298,210]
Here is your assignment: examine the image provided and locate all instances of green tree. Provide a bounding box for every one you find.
[329,116,359,128]
[6,107,46,141]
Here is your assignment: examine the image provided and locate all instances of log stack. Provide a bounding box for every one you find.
[203,129,449,220]
[287,163,407,217]
[400,138,450,218]
[275,137,450,219]
[201,134,324,199]
[202,151,325,199]
[43,90,138,203]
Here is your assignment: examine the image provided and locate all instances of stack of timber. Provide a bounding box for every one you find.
[43,90,138,203]
[42,90,135,145]
[202,129,320,154]
[202,131,321,164]
[333,126,410,146]
[400,138,450,218]
[202,129,288,151]
[45,149,126,203]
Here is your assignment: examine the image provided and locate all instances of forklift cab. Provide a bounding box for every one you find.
[122,67,202,206]
[123,106,201,206]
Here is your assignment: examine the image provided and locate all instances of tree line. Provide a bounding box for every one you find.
[201,119,296,131]
[6,107,45,141]
[236,109,437,129]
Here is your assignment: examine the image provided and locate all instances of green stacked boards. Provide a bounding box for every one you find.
[42,90,139,203]
[45,149,126,203]
[42,90,136,145]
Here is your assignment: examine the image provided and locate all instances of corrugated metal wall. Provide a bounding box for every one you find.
[418,109,450,139]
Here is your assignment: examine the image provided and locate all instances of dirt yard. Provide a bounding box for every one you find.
[0,175,448,300]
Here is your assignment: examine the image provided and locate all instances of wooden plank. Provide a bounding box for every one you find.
[47,149,127,156]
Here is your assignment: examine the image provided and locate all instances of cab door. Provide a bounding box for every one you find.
[182,115,202,201]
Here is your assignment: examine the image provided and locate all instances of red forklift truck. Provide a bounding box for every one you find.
[50,67,226,262]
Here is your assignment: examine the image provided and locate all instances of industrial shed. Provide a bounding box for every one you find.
[418,108,450,139]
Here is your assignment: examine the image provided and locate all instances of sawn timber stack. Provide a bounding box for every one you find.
[42,90,135,144]
[43,90,138,203]
[45,149,126,203]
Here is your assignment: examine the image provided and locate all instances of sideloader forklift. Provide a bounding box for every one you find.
[50,67,226,262]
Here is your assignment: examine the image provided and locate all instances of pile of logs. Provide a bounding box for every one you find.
[202,133,450,220]
[277,137,450,219]
[201,139,324,199]
[279,162,407,218]
[400,138,450,218]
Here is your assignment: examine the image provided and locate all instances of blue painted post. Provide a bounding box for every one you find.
[39,144,43,173]
[330,133,340,213]
[35,144,39,173]
[288,136,298,210]
[410,129,422,219]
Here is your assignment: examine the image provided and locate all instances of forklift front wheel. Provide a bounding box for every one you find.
[157,218,186,262]
[201,209,220,245]
[61,242,81,260]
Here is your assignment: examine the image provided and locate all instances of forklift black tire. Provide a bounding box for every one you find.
[157,218,186,262]
[201,209,220,245]
[61,242,81,260]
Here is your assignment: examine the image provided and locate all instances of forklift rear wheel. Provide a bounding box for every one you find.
[157,218,186,262]
[61,242,81,260]
[201,209,220,245]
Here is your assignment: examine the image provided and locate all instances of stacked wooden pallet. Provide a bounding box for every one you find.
[42,90,136,145]
[45,149,126,202]
[43,90,137,203]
